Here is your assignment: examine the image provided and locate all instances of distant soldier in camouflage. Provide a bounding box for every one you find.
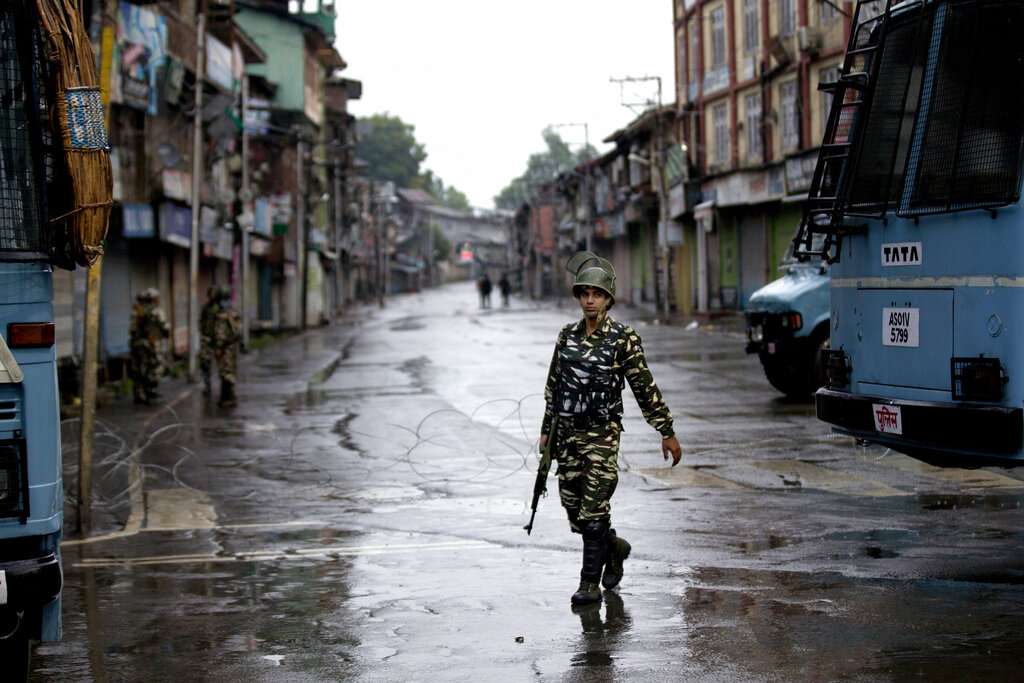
[539,252,682,606]
[199,285,241,407]
[129,288,170,405]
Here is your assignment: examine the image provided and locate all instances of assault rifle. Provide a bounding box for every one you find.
[524,415,558,535]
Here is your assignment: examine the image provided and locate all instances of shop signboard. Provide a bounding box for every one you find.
[784,150,818,195]
[253,197,272,237]
[205,34,234,92]
[122,203,155,239]
[115,1,167,115]
[159,202,191,248]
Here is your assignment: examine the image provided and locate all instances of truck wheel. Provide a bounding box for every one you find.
[761,355,811,398]
[0,634,31,681]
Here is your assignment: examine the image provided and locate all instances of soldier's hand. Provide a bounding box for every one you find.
[662,436,682,467]
[539,434,548,450]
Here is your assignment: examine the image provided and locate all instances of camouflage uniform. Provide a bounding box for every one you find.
[541,315,674,532]
[129,292,170,404]
[199,287,241,406]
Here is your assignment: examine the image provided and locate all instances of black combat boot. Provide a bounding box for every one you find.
[218,380,237,408]
[602,528,631,590]
[571,520,609,605]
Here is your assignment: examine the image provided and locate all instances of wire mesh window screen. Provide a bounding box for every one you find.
[846,14,930,212]
[0,5,45,254]
[902,5,1024,215]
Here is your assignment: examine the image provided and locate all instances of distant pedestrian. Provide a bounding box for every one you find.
[129,288,170,405]
[479,272,493,309]
[199,285,241,407]
[499,273,511,308]
[537,251,681,606]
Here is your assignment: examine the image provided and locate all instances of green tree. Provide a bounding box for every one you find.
[414,169,472,211]
[494,129,598,209]
[356,113,428,188]
[430,223,452,262]
[358,113,473,211]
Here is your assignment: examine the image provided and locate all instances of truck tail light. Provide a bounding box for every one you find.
[951,357,1005,402]
[7,323,55,348]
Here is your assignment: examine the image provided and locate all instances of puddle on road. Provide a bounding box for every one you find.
[145,488,217,530]
[917,493,1024,511]
[862,546,900,559]
[349,485,424,502]
[733,535,793,554]
[390,317,426,332]
[824,528,917,544]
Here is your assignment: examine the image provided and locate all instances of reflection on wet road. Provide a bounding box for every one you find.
[35,282,1024,681]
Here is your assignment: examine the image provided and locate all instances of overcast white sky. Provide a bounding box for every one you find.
[335,1,676,209]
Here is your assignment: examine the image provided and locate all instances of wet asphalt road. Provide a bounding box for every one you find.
[35,281,1024,681]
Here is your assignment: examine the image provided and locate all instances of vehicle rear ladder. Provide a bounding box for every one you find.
[793,0,899,262]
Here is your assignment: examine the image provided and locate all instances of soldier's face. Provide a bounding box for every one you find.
[578,287,609,320]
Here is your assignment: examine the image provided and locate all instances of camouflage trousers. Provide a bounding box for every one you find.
[130,342,162,400]
[200,340,237,385]
[553,418,621,533]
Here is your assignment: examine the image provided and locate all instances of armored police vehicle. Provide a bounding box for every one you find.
[795,0,1024,466]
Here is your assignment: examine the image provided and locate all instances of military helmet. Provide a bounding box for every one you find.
[211,285,231,301]
[136,287,159,302]
[566,251,616,306]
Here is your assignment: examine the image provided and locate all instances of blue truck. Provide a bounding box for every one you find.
[0,2,81,675]
[745,250,831,398]
[795,0,1024,467]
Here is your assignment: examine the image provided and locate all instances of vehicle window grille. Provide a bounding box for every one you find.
[900,5,1024,215]
[0,3,48,255]
[846,15,929,213]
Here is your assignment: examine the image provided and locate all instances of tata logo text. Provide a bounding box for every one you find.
[881,242,922,266]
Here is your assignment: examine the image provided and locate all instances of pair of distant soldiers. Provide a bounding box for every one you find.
[128,286,240,407]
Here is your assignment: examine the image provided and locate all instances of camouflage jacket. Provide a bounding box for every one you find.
[130,304,170,347]
[214,308,241,349]
[201,301,240,349]
[541,315,674,438]
[200,301,219,341]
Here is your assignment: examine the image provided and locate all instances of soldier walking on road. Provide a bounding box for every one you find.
[539,252,682,606]
[499,273,511,307]
[200,285,241,407]
[129,288,170,405]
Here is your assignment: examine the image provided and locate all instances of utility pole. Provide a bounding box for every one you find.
[188,10,206,381]
[79,0,118,535]
[240,73,251,349]
[610,75,671,317]
[296,137,307,329]
[332,154,342,315]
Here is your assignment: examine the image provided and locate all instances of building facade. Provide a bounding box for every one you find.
[675,0,852,310]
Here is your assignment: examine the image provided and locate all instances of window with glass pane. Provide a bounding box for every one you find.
[903,4,1024,214]
[780,0,796,36]
[711,7,726,68]
[781,80,799,152]
[820,0,839,23]
[743,0,759,53]
[714,102,729,165]
[745,93,762,162]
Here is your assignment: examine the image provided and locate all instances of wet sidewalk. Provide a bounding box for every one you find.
[59,305,376,539]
